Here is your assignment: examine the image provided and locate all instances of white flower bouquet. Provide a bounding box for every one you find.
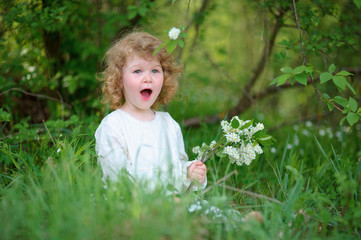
[192,116,275,167]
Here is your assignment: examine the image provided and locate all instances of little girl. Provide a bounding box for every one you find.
[95,31,207,193]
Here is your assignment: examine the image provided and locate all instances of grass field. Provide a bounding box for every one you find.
[1,116,361,239]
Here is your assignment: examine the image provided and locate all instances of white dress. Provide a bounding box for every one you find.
[95,109,206,193]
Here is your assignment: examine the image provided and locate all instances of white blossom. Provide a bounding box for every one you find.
[168,27,181,40]
[209,140,217,149]
[57,148,61,153]
[319,129,326,136]
[192,146,200,154]
[225,132,240,143]
[221,120,232,133]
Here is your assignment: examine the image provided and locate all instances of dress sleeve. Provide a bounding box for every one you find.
[175,123,207,191]
[95,121,129,183]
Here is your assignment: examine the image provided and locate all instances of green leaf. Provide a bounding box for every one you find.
[353,0,361,9]
[349,97,358,112]
[270,77,279,86]
[347,112,359,126]
[231,118,240,128]
[340,116,347,126]
[166,40,177,54]
[254,129,266,138]
[295,73,308,86]
[328,64,336,73]
[177,39,184,48]
[290,76,296,85]
[257,135,275,146]
[153,42,167,56]
[293,65,307,74]
[332,76,346,90]
[320,72,333,84]
[281,67,293,74]
[276,74,292,86]
[334,96,348,108]
[327,102,334,111]
[336,71,353,76]
[345,81,356,95]
[179,32,187,38]
[240,120,253,130]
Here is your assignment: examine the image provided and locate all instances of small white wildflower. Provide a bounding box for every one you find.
[336,131,342,141]
[221,120,232,133]
[57,148,61,153]
[192,146,200,154]
[287,144,292,149]
[209,140,217,149]
[293,125,299,131]
[223,146,240,163]
[202,143,207,147]
[271,147,277,153]
[305,121,312,127]
[302,129,310,136]
[255,123,264,132]
[254,144,263,154]
[319,129,326,136]
[168,27,181,40]
[225,132,240,143]
[188,201,202,212]
[328,132,334,139]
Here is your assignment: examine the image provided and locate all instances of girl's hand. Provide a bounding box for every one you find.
[187,160,207,184]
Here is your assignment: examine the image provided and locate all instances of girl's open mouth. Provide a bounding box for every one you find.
[140,89,152,100]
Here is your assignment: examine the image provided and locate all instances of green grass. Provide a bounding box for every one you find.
[1,119,361,239]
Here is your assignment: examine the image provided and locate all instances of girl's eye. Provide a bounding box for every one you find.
[134,70,141,74]
[152,69,160,73]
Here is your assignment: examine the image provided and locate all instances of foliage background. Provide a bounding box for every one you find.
[1,0,361,239]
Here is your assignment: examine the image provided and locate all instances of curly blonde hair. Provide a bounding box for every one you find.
[99,31,182,110]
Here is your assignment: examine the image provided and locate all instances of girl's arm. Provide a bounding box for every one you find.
[175,123,207,191]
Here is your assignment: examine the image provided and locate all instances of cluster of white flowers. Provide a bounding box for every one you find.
[222,141,263,166]
[225,132,240,143]
[192,116,270,167]
[168,27,181,40]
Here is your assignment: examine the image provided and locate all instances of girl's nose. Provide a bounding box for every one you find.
[143,72,152,83]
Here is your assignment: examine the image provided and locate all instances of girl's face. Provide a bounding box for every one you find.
[121,54,164,115]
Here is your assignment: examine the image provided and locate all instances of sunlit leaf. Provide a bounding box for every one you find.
[320,72,333,84]
[231,118,240,128]
[276,74,292,86]
[166,40,177,54]
[153,42,167,56]
[336,71,353,76]
[347,112,359,126]
[328,64,336,73]
[334,96,348,108]
[281,67,293,74]
[293,65,307,74]
[177,39,184,48]
[295,73,308,86]
[332,76,346,90]
[349,97,358,112]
